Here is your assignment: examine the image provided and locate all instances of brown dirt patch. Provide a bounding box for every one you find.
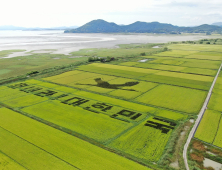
[193,141,206,151]
[190,153,204,162]
[211,149,222,156]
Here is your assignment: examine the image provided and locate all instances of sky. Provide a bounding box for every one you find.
[0,0,222,27]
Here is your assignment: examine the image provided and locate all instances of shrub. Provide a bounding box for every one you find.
[163,47,168,51]
[140,52,146,56]
[26,71,39,76]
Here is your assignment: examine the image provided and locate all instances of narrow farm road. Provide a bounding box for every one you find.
[183,63,222,170]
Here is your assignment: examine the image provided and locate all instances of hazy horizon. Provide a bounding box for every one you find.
[0,19,220,29]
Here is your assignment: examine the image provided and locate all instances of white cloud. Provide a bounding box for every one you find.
[0,0,152,14]
[0,0,222,27]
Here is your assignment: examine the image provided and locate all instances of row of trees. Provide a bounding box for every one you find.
[88,56,115,62]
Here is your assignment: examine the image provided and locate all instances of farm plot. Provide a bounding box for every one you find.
[168,44,222,52]
[214,76,222,93]
[139,74,210,91]
[86,85,115,93]
[134,63,185,71]
[6,80,156,114]
[76,63,212,90]
[119,62,216,76]
[24,79,59,88]
[101,77,157,92]
[55,94,148,123]
[154,71,213,82]
[44,69,158,99]
[119,62,138,66]
[0,107,151,170]
[90,63,159,74]
[143,56,221,70]
[44,70,83,81]
[0,151,25,170]
[0,78,194,167]
[108,116,176,162]
[2,94,48,108]
[70,74,117,93]
[77,63,159,78]
[72,90,156,113]
[213,119,222,148]
[180,60,221,70]
[22,100,134,142]
[152,109,188,121]
[154,50,196,57]
[182,67,216,76]
[208,93,222,112]
[0,108,77,170]
[47,71,101,85]
[107,78,158,99]
[1,75,205,166]
[195,110,221,143]
[0,87,30,102]
[1,81,150,142]
[135,85,206,114]
[53,85,79,93]
[148,58,184,65]
[185,52,222,61]
[0,127,77,170]
[108,89,142,100]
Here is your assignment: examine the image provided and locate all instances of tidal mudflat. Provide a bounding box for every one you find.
[0,30,217,57]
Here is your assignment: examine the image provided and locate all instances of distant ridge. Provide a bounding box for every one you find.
[212,22,222,27]
[65,19,222,34]
[0,25,26,30]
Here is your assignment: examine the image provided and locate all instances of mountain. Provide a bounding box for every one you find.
[212,22,222,27]
[65,19,222,34]
[122,21,179,33]
[0,25,78,31]
[65,19,121,33]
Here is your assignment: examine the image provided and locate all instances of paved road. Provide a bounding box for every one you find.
[183,63,222,170]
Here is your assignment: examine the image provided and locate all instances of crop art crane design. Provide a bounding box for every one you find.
[76,78,139,91]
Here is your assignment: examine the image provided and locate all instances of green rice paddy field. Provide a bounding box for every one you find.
[0,107,151,170]
[195,69,222,148]
[195,68,222,148]
[75,63,213,90]
[1,43,222,169]
[0,79,185,169]
[195,108,222,148]
[195,110,221,143]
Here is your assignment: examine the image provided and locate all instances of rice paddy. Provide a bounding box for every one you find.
[1,43,222,169]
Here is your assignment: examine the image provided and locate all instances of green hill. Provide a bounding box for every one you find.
[65,19,222,34]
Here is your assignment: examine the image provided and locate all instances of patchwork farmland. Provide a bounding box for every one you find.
[0,43,222,170]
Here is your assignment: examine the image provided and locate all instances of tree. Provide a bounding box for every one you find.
[140,52,146,56]
[164,47,168,51]
[26,71,39,76]
[106,56,111,62]
[88,57,94,62]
